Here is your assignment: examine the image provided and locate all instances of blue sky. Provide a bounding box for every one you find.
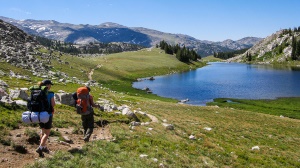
[0,0,299,41]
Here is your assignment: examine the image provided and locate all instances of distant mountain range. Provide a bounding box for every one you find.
[0,16,263,57]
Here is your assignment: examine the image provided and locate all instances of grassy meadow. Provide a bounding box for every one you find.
[0,48,300,167]
[202,55,224,62]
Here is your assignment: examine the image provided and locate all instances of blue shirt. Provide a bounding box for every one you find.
[47,91,54,107]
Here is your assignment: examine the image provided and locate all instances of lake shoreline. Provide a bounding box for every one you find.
[133,62,300,106]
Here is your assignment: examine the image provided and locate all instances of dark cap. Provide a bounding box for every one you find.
[42,79,54,85]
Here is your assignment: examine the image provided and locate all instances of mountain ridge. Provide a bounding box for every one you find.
[0,16,262,57]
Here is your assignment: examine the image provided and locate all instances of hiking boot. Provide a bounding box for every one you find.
[36,147,44,157]
[42,147,50,154]
[84,138,89,142]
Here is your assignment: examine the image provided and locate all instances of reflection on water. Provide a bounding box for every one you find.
[251,64,300,71]
[133,62,300,106]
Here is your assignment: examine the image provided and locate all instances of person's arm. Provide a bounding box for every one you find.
[51,97,55,107]
[72,92,77,100]
[50,93,55,114]
[72,92,78,107]
[89,95,100,108]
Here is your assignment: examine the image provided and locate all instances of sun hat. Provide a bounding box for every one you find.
[42,79,54,85]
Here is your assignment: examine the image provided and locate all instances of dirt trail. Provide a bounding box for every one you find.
[88,64,102,81]
[0,91,160,168]
[0,112,158,168]
[0,124,112,168]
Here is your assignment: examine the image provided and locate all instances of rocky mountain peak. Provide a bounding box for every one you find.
[237,37,262,46]
[98,22,126,28]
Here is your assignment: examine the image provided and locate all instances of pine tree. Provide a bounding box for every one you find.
[191,50,198,61]
[176,49,182,61]
[291,36,297,60]
[164,44,173,55]
[158,40,201,62]
[296,40,300,60]
[182,46,188,62]
[294,27,298,32]
[159,40,166,50]
[248,53,252,62]
[174,44,180,54]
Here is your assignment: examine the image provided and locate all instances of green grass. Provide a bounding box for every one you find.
[1,48,300,167]
[207,97,300,119]
[28,100,300,167]
[0,62,33,77]
[202,55,224,62]
[0,102,27,130]
[89,48,204,81]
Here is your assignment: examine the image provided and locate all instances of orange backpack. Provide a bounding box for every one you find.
[76,87,91,114]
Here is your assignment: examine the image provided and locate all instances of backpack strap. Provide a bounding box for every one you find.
[38,112,41,122]
[87,94,91,106]
[29,112,33,122]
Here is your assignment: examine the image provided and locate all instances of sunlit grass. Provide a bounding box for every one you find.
[208,97,300,119]
[28,100,300,167]
[1,48,300,167]
[202,55,224,62]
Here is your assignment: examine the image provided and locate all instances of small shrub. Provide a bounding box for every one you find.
[24,128,40,144]
[10,141,27,154]
[13,144,27,154]
[71,127,83,135]
[134,113,152,122]
[0,138,11,146]
[50,129,61,137]
[0,128,10,145]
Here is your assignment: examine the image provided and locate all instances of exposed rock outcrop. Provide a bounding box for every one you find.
[0,19,50,76]
[228,29,300,63]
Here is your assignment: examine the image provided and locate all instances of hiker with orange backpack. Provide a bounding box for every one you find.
[72,86,100,142]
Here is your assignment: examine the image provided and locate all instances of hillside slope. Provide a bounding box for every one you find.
[228,29,300,65]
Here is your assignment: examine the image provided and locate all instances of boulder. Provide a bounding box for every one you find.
[122,107,138,121]
[55,93,74,106]
[130,121,140,126]
[0,95,16,105]
[9,89,29,100]
[162,123,174,130]
[189,135,196,140]
[0,80,9,87]
[15,100,27,106]
[0,88,8,99]
[122,107,130,115]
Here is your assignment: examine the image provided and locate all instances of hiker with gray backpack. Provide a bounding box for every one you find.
[72,86,100,142]
[36,79,55,157]
[28,79,55,157]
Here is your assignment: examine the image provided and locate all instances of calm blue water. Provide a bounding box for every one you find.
[132,62,300,105]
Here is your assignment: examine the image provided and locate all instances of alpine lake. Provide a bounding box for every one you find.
[133,62,300,106]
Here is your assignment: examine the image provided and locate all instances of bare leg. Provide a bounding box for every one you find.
[36,128,50,157]
[40,128,50,146]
